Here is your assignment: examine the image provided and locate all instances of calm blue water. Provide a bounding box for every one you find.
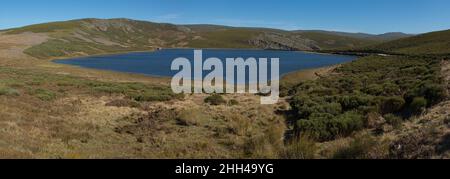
[54,49,356,79]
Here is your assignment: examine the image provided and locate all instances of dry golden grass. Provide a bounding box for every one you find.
[0,64,290,158]
[280,65,340,94]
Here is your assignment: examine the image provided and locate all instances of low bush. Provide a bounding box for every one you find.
[228,99,239,106]
[90,82,183,102]
[92,85,125,94]
[288,56,444,141]
[296,111,364,141]
[105,99,141,108]
[380,96,405,114]
[420,83,447,105]
[33,88,56,101]
[0,87,20,96]
[384,114,403,129]
[204,94,227,105]
[409,97,428,113]
[338,95,371,111]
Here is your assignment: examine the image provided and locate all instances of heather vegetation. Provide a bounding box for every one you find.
[0,67,182,103]
[284,56,447,141]
[204,94,227,105]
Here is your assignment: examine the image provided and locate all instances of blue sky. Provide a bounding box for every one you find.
[1,0,449,34]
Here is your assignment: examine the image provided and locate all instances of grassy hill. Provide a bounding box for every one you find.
[3,18,383,59]
[356,29,450,55]
[6,18,190,59]
[293,31,379,50]
[294,30,412,41]
[280,28,450,159]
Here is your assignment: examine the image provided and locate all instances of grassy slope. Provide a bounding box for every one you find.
[188,28,263,49]
[280,29,450,158]
[13,19,191,59]
[295,31,379,50]
[363,29,450,55]
[5,20,83,34]
[0,66,286,158]
[295,30,413,41]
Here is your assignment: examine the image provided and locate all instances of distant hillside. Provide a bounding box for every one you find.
[374,32,413,41]
[4,18,385,59]
[5,19,192,59]
[292,31,378,50]
[364,29,450,55]
[294,30,413,41]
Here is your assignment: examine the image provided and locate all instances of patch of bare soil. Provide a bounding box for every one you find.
[0,32,49,60]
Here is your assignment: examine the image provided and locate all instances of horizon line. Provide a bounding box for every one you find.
[0,17,435,35]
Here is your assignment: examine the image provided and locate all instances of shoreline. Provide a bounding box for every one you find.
[49,48,357,61]
[47,48,357,83]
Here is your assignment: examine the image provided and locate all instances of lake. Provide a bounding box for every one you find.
[54,49,356,79]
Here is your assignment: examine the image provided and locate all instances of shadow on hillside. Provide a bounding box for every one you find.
[275,107,298,141]
[437,133,450,154]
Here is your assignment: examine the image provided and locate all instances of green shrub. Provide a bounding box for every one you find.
[420,83,447,105]
[288,56,445,142]
[0,87,20,96]
[290,95,316,118]
[228,99,239,106]
[338,95,371,111]
[204,94,227,105]
[384,114,403,129]
[90,82,182,102]
[364,84,383,96]
[382,83,401,96]
[296,111,364,141]
[291,95,343,119]
[92,85,125,94]
[409,97,428,113]
[128,91,174,102]
[33,89,56,101]
[380,96,405,114]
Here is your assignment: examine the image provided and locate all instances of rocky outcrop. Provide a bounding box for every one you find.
[249,32,321,51]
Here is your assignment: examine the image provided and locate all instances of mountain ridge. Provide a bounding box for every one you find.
[364,29,450,55]
[293,30,413,41]
[1,18,411,59]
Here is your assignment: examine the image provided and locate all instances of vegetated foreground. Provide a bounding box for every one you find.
[0,67,288,158]
[0,18,448,159]
[282,56,449,159]
[0,55,448,159]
